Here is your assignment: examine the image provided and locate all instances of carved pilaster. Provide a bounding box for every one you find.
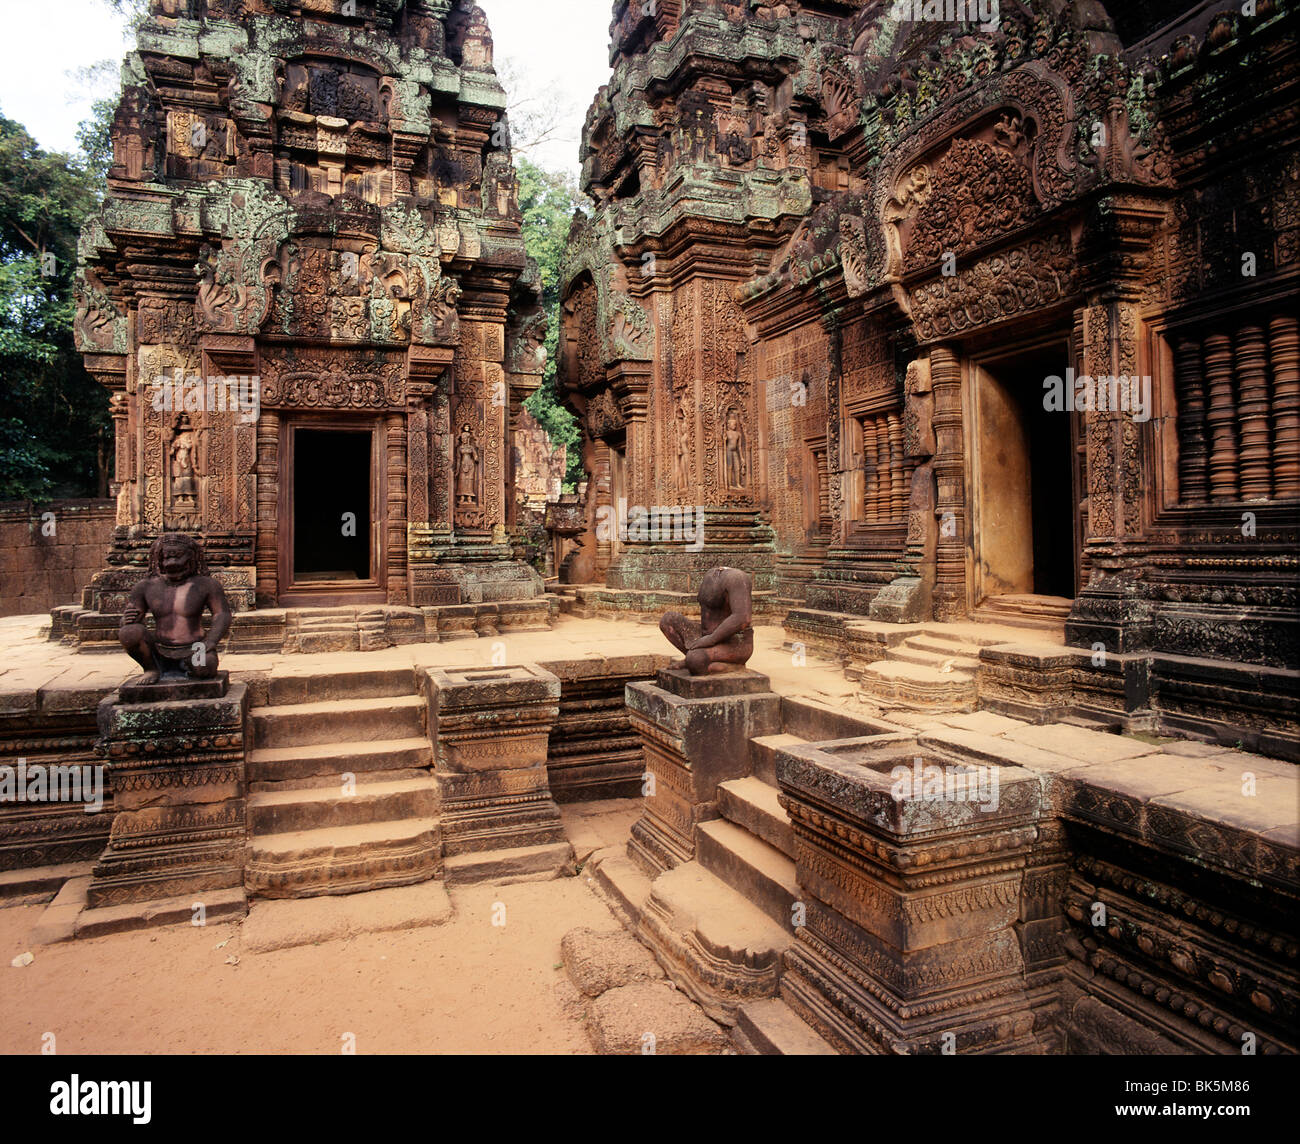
[386,412,408,604]
[255,410,280,605]
[930,344,965,621]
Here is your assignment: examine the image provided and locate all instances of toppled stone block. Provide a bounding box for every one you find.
[586,981,729,1055]
[561,926,665,997]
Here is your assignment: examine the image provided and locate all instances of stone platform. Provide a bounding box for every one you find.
[50,600,557,656]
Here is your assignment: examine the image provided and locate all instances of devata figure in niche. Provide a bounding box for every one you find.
[170,418,198,510]
[724,408,747,490]
[456,424,480,505]
[659,566,754,675]
[676,404,692,494]
[119,534,232,685]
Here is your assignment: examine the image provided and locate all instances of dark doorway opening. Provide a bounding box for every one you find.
[293,429,372,582]
[1025,369,1075,598]
[975,342,1078,604]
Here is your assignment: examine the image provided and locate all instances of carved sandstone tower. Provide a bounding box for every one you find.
[554,2,861,595]
[69,0,548,649]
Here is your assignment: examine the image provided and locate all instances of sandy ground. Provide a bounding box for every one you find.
[0,801,642,1055]
[1,876,625,1055]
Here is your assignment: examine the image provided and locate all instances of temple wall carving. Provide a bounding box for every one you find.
[559,0,1298,677]
[71,0,547,626]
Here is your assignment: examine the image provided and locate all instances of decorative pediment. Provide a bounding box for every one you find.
[905,135,1038,273]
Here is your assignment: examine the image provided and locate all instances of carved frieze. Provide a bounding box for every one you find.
[908,233,1077,342]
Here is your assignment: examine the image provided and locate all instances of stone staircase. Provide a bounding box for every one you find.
[853,621,1064,715]
[592,730,833,1052]
[245,667,441,899]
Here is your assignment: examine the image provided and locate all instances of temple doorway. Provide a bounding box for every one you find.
[970,340,1080,612]
[279,421,385,605]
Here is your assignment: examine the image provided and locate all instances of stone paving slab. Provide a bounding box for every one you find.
[1002,723,1164,763]
[1060,756,1239,803]
[1148,780,1300,837]
[241,881,453,953]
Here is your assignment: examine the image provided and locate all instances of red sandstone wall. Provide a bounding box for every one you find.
[760,323,834,552]
[0,500,115,617]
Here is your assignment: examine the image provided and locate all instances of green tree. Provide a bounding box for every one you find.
[0,113,109,500]
[516,156,588,490]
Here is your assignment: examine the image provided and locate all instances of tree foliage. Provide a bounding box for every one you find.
[516,157,588,491]
[0,112,109,500]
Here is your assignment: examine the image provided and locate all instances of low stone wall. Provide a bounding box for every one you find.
[0,500,114,618]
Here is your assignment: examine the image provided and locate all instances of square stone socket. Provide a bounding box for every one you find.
[775,734,1041,837]
[423,663,561,711]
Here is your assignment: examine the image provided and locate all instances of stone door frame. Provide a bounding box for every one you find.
[963,330,1082,612]
[275,413,389,607]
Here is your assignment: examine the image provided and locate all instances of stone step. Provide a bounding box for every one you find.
[248,776,438,835]
[241,881,453,953]
[749,733,807,786]
[442,841,575,886]
[734,998,838,1056]
[903,632,987,659]
[247,737,431,782]
[0,860,96,907]
[640,859,796,1023]
[857,659,977,712]
[890,645,983,672]
[248,766,428,794]
[251,695,425,749]
[717,777,795,860]
[696,819,800,930]
[980,594,1072,618]
[266,667,417,706]
[590,850,654,927]
[286,607,358,622]
[246,818,440,899]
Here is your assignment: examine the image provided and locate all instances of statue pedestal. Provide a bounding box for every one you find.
[625,668,780,875]
[87,681,248,920]
[424,664,571,882]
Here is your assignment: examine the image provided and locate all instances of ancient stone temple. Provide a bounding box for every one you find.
[66,0,550,652]
[4,0,1295,1064]
[557,0,1299,757]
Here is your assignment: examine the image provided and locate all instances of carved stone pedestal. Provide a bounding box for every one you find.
[424,664,571,883]
[775,736,1045,1054]
[626,668,781,874]
[88,678,249,919]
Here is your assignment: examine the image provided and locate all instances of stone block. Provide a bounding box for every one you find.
[88,683,249,908]
[625,672,780,873]
[424,662,567,864]
[561,926,666,997]
[585,981,729,1055]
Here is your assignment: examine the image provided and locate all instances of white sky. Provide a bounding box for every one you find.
[0,0,613,176]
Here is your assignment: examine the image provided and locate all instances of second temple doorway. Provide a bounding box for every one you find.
[278,421,385,607]
[968,339,1082,617]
